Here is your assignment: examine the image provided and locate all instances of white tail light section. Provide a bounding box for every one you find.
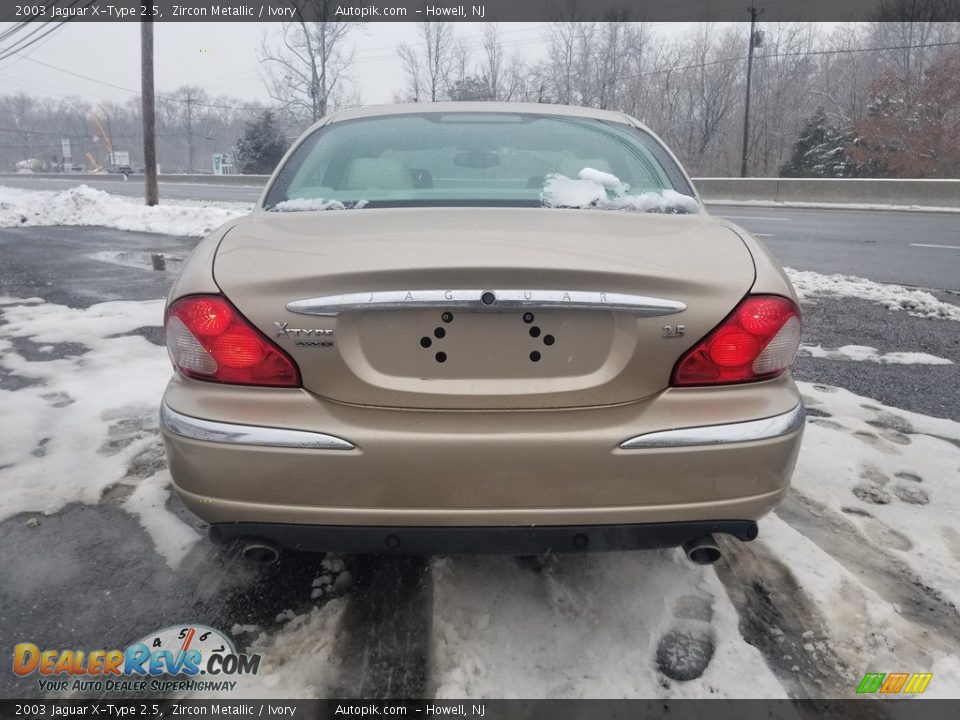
[752,316,802,375]
[165,316,218,376]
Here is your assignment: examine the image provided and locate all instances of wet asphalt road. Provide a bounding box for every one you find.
[0,222,957,699]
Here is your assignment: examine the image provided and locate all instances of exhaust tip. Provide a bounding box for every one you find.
[683,534,721,565]
[240,540,281,565]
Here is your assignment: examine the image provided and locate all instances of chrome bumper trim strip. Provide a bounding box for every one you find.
[287,289,686,318]
[619,403,805,449]
[160,404,355,450]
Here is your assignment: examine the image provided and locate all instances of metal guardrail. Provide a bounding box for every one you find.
[2,173,959,209]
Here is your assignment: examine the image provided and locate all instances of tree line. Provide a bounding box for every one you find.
[0,88,272,174]
[2,15,959,178]
[386,19,960,178]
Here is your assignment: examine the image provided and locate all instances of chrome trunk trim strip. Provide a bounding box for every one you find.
[619,403,805,449]
[160,404,355,450]
[287,289,686,317]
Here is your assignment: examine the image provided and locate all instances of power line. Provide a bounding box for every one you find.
[12,54,139,94]
[761,38,960,60]
[0,22,67,62]
[620,38,960,81]
[0,1,94,61]
[8,55,252,111]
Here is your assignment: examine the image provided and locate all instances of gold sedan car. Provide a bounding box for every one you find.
[160,103,804,564]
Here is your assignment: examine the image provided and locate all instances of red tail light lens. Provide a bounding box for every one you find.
[165,295,300,387]
[672,295,801,386]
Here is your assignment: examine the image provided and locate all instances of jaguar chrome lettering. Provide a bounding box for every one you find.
[349,290,613,305]
[286,289,686,317]
[274,321,335,346]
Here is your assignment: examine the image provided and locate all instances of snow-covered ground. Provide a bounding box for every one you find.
[1,290,958,699]
[799,344,954,365]
[0,295,202,568]
[0,184,251,237]
[786,268,960,321]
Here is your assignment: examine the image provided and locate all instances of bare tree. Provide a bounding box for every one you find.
[397,43,424,102]
[398,22,457,102]
[259,0,357,124]
[480,24,506,100]
[684,25,743,163]
[544,0,585,104]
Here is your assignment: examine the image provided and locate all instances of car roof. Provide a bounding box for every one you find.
[318,102,646,132]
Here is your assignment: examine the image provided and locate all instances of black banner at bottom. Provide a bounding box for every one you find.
[2,699,959,720]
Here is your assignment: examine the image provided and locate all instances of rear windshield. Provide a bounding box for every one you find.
[263,112,699,214]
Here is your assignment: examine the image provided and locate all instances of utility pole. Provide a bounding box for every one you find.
[184,88,195,172]
[141,14,159,206]
[740,4,760,178]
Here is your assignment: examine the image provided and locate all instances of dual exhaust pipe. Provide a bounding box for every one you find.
[234,534,722,566]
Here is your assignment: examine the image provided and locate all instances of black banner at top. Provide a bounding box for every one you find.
[4,0,960,23]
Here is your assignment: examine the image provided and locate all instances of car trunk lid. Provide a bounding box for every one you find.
[213,207,754,409]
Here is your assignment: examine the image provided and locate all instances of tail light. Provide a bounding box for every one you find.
[671,295,801,386]
[165,295,300,387]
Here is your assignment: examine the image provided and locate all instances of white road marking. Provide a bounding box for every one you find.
[910,243,960,250]
[718,215,792,222]
[754,233,775,238]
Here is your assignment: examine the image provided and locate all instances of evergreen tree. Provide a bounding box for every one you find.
[780,108,856,178]
[236,110,289,175]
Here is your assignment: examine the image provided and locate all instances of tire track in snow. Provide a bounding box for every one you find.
[714,536,852,698]
[331,556,431,698]
[775,489,960,648]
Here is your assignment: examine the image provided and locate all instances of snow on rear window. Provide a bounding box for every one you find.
[541,169,700,214]
[269,198,367,212]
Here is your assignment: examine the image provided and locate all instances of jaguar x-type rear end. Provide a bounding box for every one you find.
[160,103,804,561]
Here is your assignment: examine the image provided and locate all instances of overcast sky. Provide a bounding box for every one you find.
[0,22,557,106]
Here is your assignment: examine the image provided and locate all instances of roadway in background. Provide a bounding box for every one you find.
[2,175,958,292]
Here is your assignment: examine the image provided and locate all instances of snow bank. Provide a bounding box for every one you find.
[0,184,251,237]
[541,169,700,214]
[799,344,954,365]
[786,268,960,321]
[229,600,348,698]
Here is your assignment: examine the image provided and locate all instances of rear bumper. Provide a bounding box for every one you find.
[209,520,759,555]
[160,374,804,531]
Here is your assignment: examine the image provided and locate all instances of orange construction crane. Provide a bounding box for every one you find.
[92,115,114,156]
[85,152,102,172]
